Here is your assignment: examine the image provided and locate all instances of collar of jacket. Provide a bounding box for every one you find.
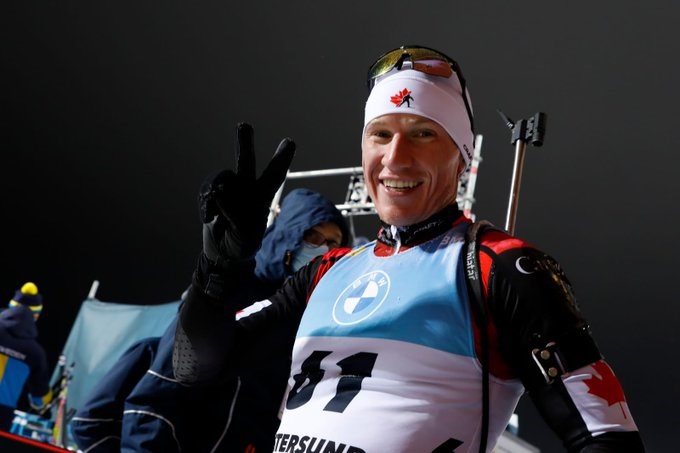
[377,204,464,248]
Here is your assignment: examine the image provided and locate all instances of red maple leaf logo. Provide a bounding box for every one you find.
[584,361,628,418]
[390,88,412,106]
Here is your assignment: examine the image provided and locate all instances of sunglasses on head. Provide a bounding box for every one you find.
[366,45,475,132]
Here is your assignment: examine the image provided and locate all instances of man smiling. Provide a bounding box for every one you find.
[173,45,645,452]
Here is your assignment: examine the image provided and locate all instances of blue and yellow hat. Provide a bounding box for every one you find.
[9,282,43,320]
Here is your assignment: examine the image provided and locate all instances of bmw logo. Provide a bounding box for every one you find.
[332,271,390,325]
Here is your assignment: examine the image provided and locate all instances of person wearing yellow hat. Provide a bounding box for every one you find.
[0,282,53,431]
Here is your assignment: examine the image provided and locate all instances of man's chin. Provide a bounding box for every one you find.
[376,206,422,227]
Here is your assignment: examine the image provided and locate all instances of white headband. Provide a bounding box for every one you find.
[364,69,474,168]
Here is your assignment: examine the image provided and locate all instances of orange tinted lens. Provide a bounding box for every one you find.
[412,60,453,78]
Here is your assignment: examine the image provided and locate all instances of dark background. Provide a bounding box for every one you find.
[2,2,676,451]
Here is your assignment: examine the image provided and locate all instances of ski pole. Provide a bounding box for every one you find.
[497,111,547,235]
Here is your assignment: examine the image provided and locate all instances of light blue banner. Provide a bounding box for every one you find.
[51,297,180,412]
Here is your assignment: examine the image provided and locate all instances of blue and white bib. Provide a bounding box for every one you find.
[275,225,523,453]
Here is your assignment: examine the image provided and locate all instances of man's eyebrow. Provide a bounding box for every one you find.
[368,117,436,127]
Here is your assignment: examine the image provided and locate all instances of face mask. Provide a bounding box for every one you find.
[291,241,330,272]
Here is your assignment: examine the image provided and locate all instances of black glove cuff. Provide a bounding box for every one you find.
[174,287,234,384]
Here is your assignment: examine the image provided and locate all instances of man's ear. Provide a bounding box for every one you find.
[456,156,466,176]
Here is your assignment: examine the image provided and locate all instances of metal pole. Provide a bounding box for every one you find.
[87,280,100,300]
[505,139,527,235]
[267,182,286,227]
[286,167,363,179]
[497,111,547,235]
[267,167,365,227]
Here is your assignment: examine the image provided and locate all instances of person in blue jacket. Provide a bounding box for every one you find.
[0,282,53,431]
[70,187,350,452]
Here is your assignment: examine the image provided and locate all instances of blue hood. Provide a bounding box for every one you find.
[0,305,38,340]
[255,188,350,285]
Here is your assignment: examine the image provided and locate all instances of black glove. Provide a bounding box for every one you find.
[175,123,294,382]
[195,122,295,299]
